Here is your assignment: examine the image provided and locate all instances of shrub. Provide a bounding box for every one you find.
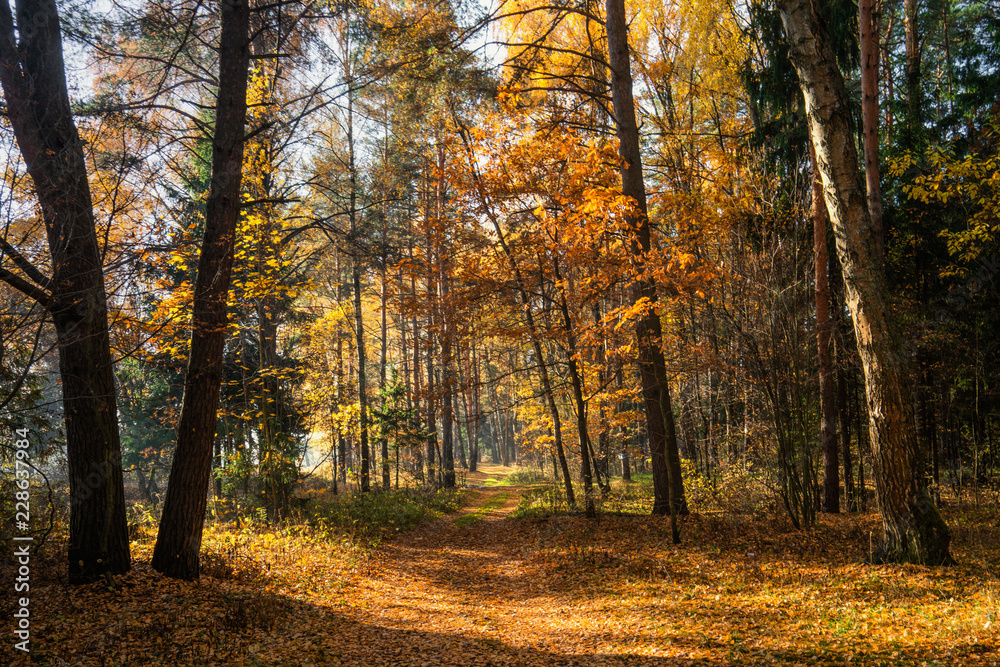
[499,467,551,485]
[681,459,773,518]
[512,484,570,518]
[308,487,463,545]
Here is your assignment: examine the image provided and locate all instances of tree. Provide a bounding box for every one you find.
[777,0,952,564]
[606,0,684,539]
[859,0,884,260]
[0,0,131,583]
[810,140,838,514]
[152,0,250,579]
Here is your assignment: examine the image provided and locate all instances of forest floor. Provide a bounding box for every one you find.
[4,464,1000,666]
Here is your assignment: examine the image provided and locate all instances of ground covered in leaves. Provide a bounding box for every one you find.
[3,465,999,666]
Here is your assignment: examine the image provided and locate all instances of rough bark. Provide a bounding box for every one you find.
[0,0,131,584]
[606,0,685,536]
[152,0,250,580]
[859,0,884,260]
[777,0,952,565]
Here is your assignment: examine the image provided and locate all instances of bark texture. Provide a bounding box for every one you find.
[152,0,250,579]
[859,0,884,260]
[777,0,952,565]
[0,0,130,583]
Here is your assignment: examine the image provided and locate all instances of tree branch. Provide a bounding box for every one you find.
[0,237,52,291]
[0,265,52,307]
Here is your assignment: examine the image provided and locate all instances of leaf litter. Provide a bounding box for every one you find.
[3,470,999,666]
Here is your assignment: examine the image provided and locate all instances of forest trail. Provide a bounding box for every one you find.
[11,469,998,666]
[323,465,668,666]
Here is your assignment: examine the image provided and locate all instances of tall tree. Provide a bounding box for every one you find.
[777,0,952,564]
[859,0,884,259]
[152,0,250,579]
[810,140,839,513]
[606,0,685,538]
[0,0,131,584]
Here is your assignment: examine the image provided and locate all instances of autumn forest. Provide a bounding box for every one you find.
[1,0,999,663]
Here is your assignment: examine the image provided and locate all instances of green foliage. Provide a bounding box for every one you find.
[495,467,550,485]
[307,487,464,546]
[512,484,569,519]
[510,462,775,520]
[453,492,508,527]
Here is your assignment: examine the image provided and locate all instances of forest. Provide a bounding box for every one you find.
[0,0,998,663]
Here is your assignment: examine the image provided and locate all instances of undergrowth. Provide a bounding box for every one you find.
[454,492,508,526]
[307,486,464,546]
[511,460,777,519]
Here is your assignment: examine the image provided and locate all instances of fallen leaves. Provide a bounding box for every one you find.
[3,468,999,666]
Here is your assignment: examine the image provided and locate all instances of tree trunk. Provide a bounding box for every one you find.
[904,0,923,150]
[859,0,884,260]
[439,259,456,488]
[777,0,952,565]
[469,345,482,472]
[345,48,370,493]
[354,256,371,492]
[606,0,684,538]
[456,347,470,470]
[810,140,839,513]
[591,302,611,484]
[152,0,250,580]
[336,254,347,490]
[0,0,131,585]
[554,255,595,515]
[838,358,855,510]
[380,269,391,490]
[425,339,438,485]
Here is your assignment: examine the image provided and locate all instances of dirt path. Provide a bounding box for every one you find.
[326,464,659,666]
[11,465,997,666]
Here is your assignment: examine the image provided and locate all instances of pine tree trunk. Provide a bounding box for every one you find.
[810,140,839,513]
[859,0,884,259]
[904,0,923,150]
[606,0,685,536]
[152,0,249,580]
[354,257,371,492]
[554,255,595,515]
[470,345,482,472]
[337,254,347,490]
[777,0,952,564]
[439,260,456,488]
[380,269,391,490]
[345,48,370,493]
[838,359,855,510]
